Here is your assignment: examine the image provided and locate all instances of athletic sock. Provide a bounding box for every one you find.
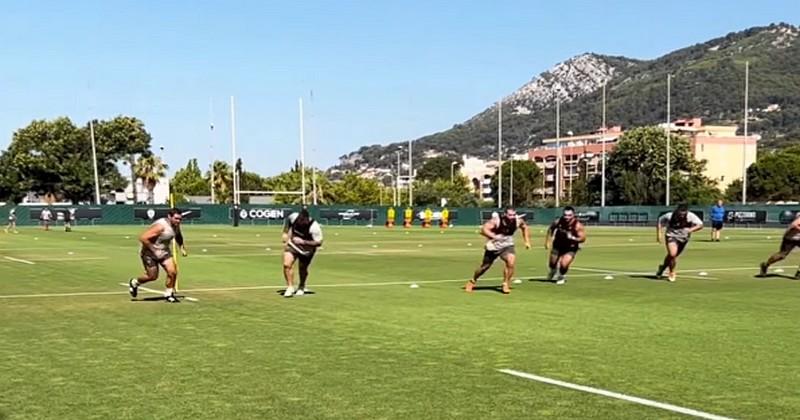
[164,287,174,297]
[130,279,139,287]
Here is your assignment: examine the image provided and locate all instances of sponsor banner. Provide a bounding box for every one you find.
[779,210,800,224]
[232,207,292,220]
[725,210,766,224]
[414,210,459,221]
[319,208,376,221]
[480,210,534,222]
[135,208,202,220]
[30,207,103,221]
[576,210,599,223]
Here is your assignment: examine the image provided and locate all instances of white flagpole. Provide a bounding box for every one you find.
[299,98,307,205]
[497,101,503,208]
[601,83,607,208]
[89,120,101,204]
[666,75,671,207]
[209,98,216,204]
[408,139,413,207]
[742,61,749,205]
[555,99,561,208]
[309,91,318,205]
[230,96,239,205]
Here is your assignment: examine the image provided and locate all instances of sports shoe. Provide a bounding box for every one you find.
[759,262,768,278]
[656,265,666,279]
[667,272,676,282]
[555,275,566,285]
[464,280,475,293]
[794,270,800,280]
[128,279,138,298]
[283,286,295,298]
[546,268,557,282]
[165,294,180,303]
[501,282,511,294]
[294,289,305,297]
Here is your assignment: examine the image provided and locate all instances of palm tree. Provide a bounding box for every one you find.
[208,161,233,203]
[134,155,168,204]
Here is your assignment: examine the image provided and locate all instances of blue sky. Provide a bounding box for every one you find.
[1,0,798,176]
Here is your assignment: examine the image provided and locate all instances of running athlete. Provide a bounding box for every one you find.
[128,208,188,303]
[4,209,17,233]
[40,207,52,231]
[282,208,323,297]
[759,212,800,279]
[545,206,586,285]
[465,207,531,294]
[656,204,704,282]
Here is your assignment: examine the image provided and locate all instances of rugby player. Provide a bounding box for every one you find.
[545,206,586,285]
[128,208,188,303]
[759,212,800,279]
[465,207,531,294]
[656,204,704,282]
[282,208,323,297]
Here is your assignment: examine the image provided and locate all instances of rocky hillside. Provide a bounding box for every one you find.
[333,23,800,177]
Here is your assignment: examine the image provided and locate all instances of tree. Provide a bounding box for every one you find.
[413,176,478,207]
[726,146,800,202]
[604,126,717,205]
[134,154,168,204]
[489,160,542,207]
[91,116,152,202]
[328,173,383,205]
[569,158,595,205]
[171,159,209,200]
[416,157,461,183]
[208,161,234,204]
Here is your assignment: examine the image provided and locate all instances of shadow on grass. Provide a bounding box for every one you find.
[628,274,668,282]
[528,278,557,284]
[469,285,508,294]
[756,273,798,280]
[274,289,316,296]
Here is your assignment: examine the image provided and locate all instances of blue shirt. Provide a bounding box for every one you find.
[711,205,725,222]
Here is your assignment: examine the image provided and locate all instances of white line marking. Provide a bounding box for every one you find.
[571,266,717,280]
[498,369,734,420]
[3,256,35,265]
[118,283,200,302]
[0,291,125,299]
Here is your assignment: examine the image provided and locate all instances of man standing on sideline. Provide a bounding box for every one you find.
[282,207,324,297]
[545,206,587,285]
[40,207,52,231]
[759,212,800,279]
[128,208,188,303]
[710,199,725,242]
[4,208,17,233]
[656,204,704,282]
[465,207,531,294]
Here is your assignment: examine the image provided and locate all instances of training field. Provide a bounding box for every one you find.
[1,224,799,419]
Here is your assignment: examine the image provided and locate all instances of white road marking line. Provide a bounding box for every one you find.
[3,256,35,265]
[498,369,734,420]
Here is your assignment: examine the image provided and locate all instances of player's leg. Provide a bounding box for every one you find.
[500,251,516,294]
[665,241,683,282]
[466,251,496,292]
[555,252,576,285]
[547,249,559,281]
[296,253,314,296]
[161,258,180,302]
[761,240,794,276]
[129,255,159,298]
[283,251,298,297]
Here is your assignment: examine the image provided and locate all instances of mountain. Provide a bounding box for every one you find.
[333,23,800,178]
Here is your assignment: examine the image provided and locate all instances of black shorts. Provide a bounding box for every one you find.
[140,252,171,270]
[666,237,689,255]
[286,245,316,266]
[551,246,578,259]
[712,221,724,230]
[482,246,515,265]
[780,238,800,254]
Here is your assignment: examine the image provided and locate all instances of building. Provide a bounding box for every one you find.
[529,118,758,201]
[530,126,623,199]
[461,155,499,202]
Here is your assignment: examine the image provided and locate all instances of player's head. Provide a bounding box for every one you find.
[716,199,723,206]
[562,206,576,222]
[673,204,689,221]
[504,207,517,220]
[295,207,312,229]
[166,208,183,226]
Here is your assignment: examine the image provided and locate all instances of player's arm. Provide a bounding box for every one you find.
[574,223,587,243]
[480,219,499,240]
[295,222,324,247]
[544,220,556,249]
[519,219,531,249]
[281,216,293,243]
[688,213,704,233]
[656,218,664,243]
[139,224,164,256]
[175,226,188,257]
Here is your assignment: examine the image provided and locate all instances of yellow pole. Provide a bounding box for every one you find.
[170,193,180,291]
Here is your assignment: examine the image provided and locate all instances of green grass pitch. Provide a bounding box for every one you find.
[1,224,799,419]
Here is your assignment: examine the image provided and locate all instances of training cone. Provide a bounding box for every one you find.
[467,243,472,247]
[409,283,419,289]
[202,249,208,253]
[699,272,708,276]
[775,268,785,273]
[604,275,614,280]
[512,279,522,284]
